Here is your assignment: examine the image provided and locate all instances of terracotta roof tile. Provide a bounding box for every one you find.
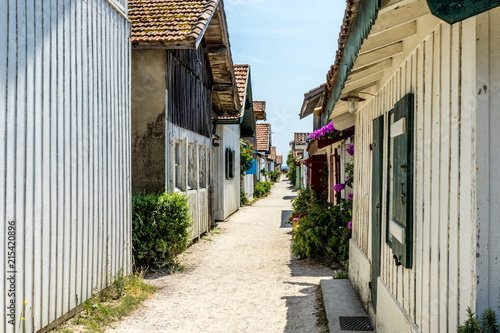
[294,133,308,144]
[129,0,218,44]
[256,123,270,151]
[234,65,249,105]
[217,64,248,121]
[253,101,266,121]
[276,155,283,165]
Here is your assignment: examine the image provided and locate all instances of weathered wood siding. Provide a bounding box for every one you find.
[352,19,481,332]
[214,124,241,221]
[0,1,131,332]
[167,124,213,240]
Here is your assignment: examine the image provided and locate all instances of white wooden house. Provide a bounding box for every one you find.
[129,0,240,239]
[0,0,131,332]
[214,64,255,220]
[323,0,500,331]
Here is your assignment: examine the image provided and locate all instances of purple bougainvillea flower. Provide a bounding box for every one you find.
[292,218,299,222]
[348,221,353,230]
[333,183,345,192]
[346,144,355,156]
[348,193,353,200]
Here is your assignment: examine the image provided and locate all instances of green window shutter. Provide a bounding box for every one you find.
[387,93,414,269]
[371,115,384,309]
[225,148,230,180]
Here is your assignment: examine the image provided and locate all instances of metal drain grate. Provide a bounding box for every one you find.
[339,316,374,331]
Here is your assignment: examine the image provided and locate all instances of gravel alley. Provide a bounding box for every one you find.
[107,179,335,333]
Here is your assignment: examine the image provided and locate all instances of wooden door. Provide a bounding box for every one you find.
[371,115,384,310]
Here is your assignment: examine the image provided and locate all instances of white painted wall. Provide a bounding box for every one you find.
[167,123,213,240]
[0,1,131,332]
[242,174,254,200]
[348,14,498,332]
[213,124,240,221]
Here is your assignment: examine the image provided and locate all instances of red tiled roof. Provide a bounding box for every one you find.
[253,101,266,112]
[254,101,266,121]
[129,0,218,44]
[294,133,308,145]
[218,64,248,120]
[234,65,249,106]
[256,123,270,151]
[322,0,360,112]
[276,155,283,165]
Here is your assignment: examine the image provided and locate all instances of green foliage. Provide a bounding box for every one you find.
[286,151,297,182]
[292,199,352,264]
[240,190,250,206]
[292,188,314,213]
[240,140,255,176]
[254,181,272,198]
[268,167,281,182]
[458,307,500,333]
[56,271,157,333]
[132,192,192,271]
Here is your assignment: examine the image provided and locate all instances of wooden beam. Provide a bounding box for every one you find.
[352,42,403,71]
[347,58,392,83]
[370,0,429,36]
[381,0,405,7]
[213,84,233,92]
[343,72,383,92]
[206,45,227,54]
[360,21,416,54]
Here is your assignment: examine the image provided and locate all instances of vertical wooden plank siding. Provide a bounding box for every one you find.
[353,22,477,331]
[0,1,131,332]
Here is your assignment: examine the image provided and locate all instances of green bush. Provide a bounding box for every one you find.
[132,192,192,271]
[254,181,272,198]
[292,199,352,264]
[458,307,499,333]
[286,151,297,182]
[240,190,250,206]
[291,188,314,213]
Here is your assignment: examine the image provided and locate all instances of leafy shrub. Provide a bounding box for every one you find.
[240,140,255,176]
[458,307,499,333]
[292,199,352,264]
[240,190,250,206]
[132,192,192,271]
[292,188,314,213]
[254,181,272,198]
[286,151,297,182]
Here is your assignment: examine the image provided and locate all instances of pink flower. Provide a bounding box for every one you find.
[346,144,354,156]
[347,193,353,200]
[292,218,299,222]
[333,183,344,192]
[348,221,352,230]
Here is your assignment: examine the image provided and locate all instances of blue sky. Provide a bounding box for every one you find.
[225,0,346,158]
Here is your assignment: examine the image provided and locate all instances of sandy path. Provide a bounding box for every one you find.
[107,179,334,333]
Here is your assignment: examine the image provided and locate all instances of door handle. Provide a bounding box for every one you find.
[401,183,405,205]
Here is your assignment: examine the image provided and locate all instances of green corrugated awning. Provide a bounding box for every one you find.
[325,0,381,123]
[426,0,500,24]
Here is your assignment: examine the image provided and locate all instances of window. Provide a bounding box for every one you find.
[188,143,197,189]
[225,148,235,180]
[199,146,206,189]
[175,141,185,191]
[386,93,414,269]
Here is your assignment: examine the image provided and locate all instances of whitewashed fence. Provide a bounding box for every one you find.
[0,0,131,332]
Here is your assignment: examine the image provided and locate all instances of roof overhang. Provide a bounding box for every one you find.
[300,84,325,119]
[325,0,430,125]
[132,0,240,118]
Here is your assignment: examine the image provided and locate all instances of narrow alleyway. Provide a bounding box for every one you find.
[107,179,335,333]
